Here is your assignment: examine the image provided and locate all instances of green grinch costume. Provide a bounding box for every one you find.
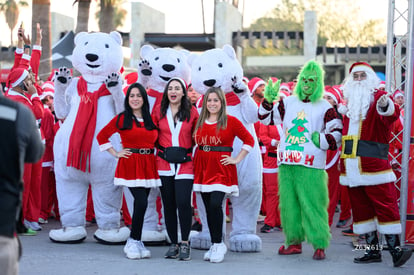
[258,61,343,260]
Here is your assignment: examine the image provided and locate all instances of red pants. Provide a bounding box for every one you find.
[263,172,281,227]
[348,182,401,234]
[339,185,352,220]
[22,161,42,222]
[327,165,340,227]
[40,167,59,220]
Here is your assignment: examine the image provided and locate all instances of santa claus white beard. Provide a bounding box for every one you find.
[343,80,375,120]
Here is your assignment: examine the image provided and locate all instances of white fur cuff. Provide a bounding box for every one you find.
[376,98,395,116]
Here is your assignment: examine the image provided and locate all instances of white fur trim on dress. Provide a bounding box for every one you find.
[114,178,161,188]
[193,183,239,197]
[99,143,113,152]
[263,167,278,173]
[376,97,395,117]
[242,144,252,152]
[175,173,194,180]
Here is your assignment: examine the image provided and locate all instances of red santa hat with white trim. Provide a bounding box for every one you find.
[248,77,266,95]
[40,81,55,100]
[280,82,291,94]
[393,89,404,99]
[279,89,290,99]
[349,61,375,74]
[324,85,342,104]
[378,81,386,90]
[7,68,29,88]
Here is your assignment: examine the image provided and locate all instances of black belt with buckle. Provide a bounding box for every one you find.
[268,152,278,158]
[128,148,155,155]
[199,145,233,152]
[342,138,389,160]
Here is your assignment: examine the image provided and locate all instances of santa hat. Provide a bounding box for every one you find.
[123,72,139,94]
[242,76,249,85]
[169,77,188,90]
[393,90,404,99]
[248,77,266,95]
[378,81,386,89]
[279,90,290,99]
[324,85,342,104]
[349,62,374,74]
[279,82,291,94]
[40,81,55,100]
[8,68,29,88]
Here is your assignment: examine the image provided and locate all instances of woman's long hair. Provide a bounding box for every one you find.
[116,82,157,131]
[195,87,227,133]
[160,77,192,122]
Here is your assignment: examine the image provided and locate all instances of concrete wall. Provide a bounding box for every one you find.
[130,1,165,68]
[51,12,74,46]
[214,2,242,49]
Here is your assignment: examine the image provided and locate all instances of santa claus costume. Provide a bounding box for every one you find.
[339,62,412,267]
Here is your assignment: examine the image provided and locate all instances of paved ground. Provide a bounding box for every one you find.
[19,213,413,275]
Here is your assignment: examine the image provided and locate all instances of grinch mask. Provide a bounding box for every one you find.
[294,60,325,103]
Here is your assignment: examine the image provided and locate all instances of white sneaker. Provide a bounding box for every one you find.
[137,240,151,258]
[24,220,42,231]
[204,245,213,261]
[209,242,227,263]
[124,238,142,259]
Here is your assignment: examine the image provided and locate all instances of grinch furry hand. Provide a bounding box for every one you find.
[264,78,281,103]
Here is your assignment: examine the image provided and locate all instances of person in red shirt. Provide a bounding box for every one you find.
[97,83,161,260]
[153,77,199,261]
[193,87,254,263]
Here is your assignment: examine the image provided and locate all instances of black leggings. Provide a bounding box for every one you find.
[159,176,193,244]
[201,191,226,244]
[128,187,150,240]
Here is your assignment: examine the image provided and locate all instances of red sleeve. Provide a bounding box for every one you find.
[30,48,41,79]
[12,51,22,70]
[230,116,254,148]
[97,115,121,146]
[29,96,44,120]
[17,54,30,70]
[259,123,273,148]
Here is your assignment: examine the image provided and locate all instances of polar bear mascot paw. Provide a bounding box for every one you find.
[229,233,262,252]
[49,226,87,244]
[94,227,130,245]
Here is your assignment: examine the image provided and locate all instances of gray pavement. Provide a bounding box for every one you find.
[19,214,413,275]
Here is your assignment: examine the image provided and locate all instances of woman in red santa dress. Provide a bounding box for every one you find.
[152,77,199,261]
[97,82,160,260]
[193,87,254,263]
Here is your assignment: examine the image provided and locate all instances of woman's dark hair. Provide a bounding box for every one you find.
[116,82,157,131]
[160,77,192,122]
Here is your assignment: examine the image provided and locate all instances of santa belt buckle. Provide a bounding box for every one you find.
[202,145,211,152]
[129,148,153,155]
[341,135,358,158]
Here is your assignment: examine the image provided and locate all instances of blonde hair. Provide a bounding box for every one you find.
[195,87,228,133]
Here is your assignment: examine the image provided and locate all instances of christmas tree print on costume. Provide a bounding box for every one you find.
[285,110,308,152]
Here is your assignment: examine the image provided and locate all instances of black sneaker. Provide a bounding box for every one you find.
[191,221,202,232]
[260,224,273,233]
[164,244,179,259]
[178,243,191,261]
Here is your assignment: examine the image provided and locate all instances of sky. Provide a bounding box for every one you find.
[0,0,398,47]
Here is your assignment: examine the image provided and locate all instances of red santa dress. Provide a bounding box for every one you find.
[193,115,255,196]
[97,114,161,188]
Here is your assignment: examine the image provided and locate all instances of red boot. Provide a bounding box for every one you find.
[313,249,326,260]
[278,244,302,255]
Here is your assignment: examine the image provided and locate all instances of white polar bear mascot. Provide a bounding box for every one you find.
[49,31,130,244]
[132,45,191,243]
[189,45,263,252]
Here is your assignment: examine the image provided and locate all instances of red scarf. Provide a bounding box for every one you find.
[67,77,110,172]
